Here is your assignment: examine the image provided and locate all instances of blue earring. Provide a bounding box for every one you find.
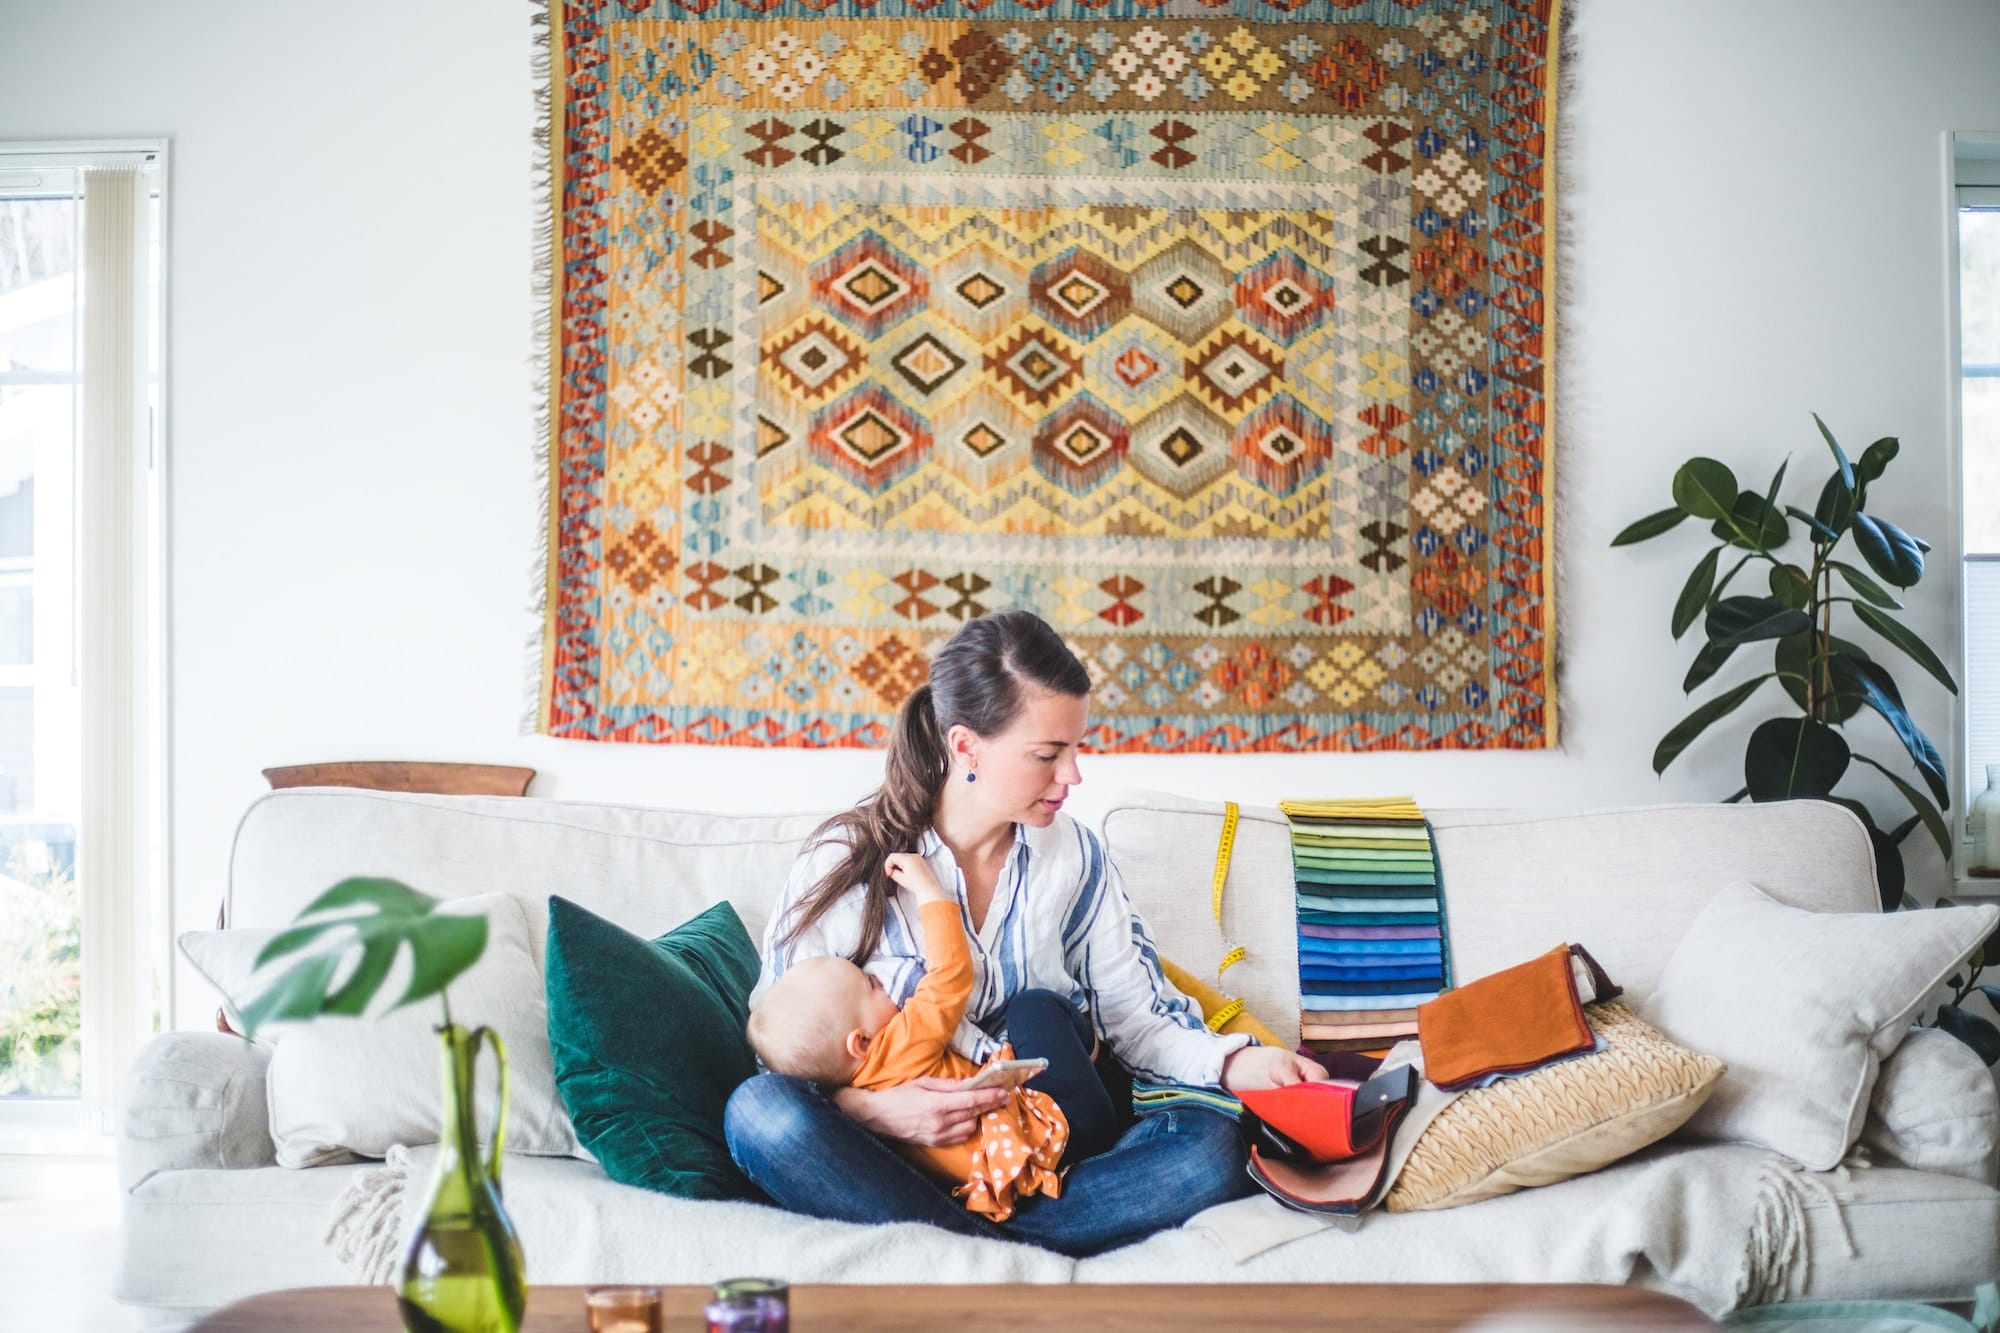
[966,771,977,783]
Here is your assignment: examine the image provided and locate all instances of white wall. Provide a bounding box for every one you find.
[3,0,1999,1027]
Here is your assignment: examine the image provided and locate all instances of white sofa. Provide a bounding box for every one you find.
[116,789,2000,1325]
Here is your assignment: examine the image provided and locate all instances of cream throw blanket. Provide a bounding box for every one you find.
[1182,1140,1857,1315]
[1157,1015,1856,1316]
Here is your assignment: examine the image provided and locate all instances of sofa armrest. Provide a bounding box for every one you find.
[1859,1025,2000,1185]
[118,1031,276,1191]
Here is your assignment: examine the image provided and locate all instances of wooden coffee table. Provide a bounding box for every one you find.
[191,1282,1716,1329]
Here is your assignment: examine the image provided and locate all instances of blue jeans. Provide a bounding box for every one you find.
[994,988,1120,1166]
[723,1072,1256,1258]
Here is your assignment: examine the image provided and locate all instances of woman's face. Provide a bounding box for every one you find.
[953,688,1088,828]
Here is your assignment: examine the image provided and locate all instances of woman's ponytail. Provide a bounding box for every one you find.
[881,683,948,826]
[779,681,947,961]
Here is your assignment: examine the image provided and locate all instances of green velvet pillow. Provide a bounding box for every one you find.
[544,895,761,1200]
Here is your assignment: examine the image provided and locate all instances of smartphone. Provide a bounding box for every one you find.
[959,1057,1048,1091]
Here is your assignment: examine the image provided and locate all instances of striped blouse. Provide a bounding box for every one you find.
[751,813,1253,1088]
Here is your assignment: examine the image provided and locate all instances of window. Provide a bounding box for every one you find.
[1960,138,2000,879]
[0,144,165,1127]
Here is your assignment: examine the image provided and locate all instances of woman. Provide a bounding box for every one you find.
[725,610,1327,1257]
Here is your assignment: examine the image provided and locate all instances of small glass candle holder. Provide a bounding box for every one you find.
[704,1296,762,1333]
[585,1284,664,1333]
[708,1277,789,1333]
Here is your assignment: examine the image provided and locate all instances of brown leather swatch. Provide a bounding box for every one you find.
[1417,943,1594,1090]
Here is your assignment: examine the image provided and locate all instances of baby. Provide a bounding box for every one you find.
[748,852,1074,1222]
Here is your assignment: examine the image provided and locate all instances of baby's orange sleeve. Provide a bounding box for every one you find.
[850,900,975,1089]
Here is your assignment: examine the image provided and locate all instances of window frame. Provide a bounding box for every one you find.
[1950,131,2000,892]
[0,138,172,1136]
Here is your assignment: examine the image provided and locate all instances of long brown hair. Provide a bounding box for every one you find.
[779,609,1091,963]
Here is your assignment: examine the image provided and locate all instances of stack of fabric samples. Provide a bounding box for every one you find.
[1280,796,1452,1060]
[1130,1080,1241,1118]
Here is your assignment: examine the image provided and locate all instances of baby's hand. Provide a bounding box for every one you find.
[883,852,948,903]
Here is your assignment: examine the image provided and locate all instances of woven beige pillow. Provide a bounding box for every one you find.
[1385,1001,1724,1212]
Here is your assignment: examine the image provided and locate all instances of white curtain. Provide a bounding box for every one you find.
[77,165,148,1129]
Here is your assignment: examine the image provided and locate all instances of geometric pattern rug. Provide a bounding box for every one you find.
[532,0,1562,750]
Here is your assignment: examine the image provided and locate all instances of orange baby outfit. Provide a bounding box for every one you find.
[850,900,1069,1222]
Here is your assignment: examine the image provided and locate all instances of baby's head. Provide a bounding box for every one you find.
[747,957,900,1085]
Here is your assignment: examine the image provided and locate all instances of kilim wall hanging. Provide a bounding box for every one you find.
[531,0,1562,751]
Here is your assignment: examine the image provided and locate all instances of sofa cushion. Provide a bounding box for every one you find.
[115,1151,1073,1318]
[1078,1142,2000,1309]
[544,895,761,1201]
[258,893,582,1167]
[1385,1001,1723,1211]
[221,792,1880,1052]
[1641,881,1999,1171]
[221,789,828,962]
[178,925,281,1038]
[115,1146,1999,1321]
[1861,1025,2000,1184]
[1099,795,1883,1053]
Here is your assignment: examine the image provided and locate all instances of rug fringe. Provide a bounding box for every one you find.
[1547,0,1582,749]
[524,0,556,739]
[1734,1154,1859,1308]
[326,1144,414,1285]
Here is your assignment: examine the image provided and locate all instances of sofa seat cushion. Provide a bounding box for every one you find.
[118,1144,1999,1321]
[1074,1143,2000,1314]
[117,1158,371,1316]
[117,1152,1072,1316]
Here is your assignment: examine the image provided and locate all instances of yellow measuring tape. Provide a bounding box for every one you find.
[1205,800,1246,1033]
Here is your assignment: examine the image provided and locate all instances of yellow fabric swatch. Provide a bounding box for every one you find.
[1279,796,1425,820]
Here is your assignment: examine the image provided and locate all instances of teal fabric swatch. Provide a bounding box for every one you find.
[1299,893,1440,914]
[1292,868,1439,886]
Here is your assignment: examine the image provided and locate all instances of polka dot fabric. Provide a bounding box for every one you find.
[954,1050,1070,1222]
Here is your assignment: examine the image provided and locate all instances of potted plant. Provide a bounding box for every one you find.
[238,878,524,1333]
[1613,415,1999,1063]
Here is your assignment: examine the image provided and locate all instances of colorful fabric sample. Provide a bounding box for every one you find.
[1131,1079,1243,1119]
[1416,941,1593,1090]
[1281,796,1452,1058]
[530,0,1563,751]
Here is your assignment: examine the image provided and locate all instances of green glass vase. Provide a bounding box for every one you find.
[396,1023,526,1333]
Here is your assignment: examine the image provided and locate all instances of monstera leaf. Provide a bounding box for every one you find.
[237,877,488,1035]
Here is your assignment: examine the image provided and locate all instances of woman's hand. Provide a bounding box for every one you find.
[1219,1044,1330,1093]
[883,852,949,904]
[831,1077,1007,1146]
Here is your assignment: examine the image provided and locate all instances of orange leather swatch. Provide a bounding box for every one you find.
[1238,1082,1362,1161]
[1417,943,1593,1090]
